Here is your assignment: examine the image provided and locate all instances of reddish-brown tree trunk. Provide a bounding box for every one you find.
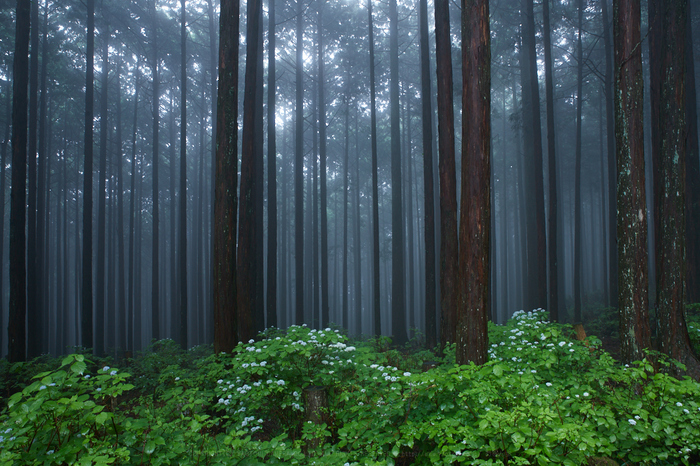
[213,0,240,354]
[457,0,490,365]
[614,0,651,363]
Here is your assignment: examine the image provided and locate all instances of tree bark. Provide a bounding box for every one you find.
[368,0,381,336]
[685,0,700,304]
[613,0,651,363]
[543,0,559,322]
[238,0,263,343]
[179,0,188,349]
[96,27,109,356]
[151,0,160,341]
[419,0,436,348]
[115,57,126,353]
[574,0,583,323]
[213,0,240,354]
[319,5,330,329]
[653,0,700,379]
[295,0,304,325]
[8,0,31,363]
[267,0,278,329]
[81,0,95,352]
[435,0,457,346]
[128,65,141,352]
[457,0,490,365]
[390,0,407,345]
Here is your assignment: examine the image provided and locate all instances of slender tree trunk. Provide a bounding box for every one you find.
[685,0,700,304]
[353,104,362,334]
[179,0,188,349]
[151,0,160,341]
[213,0,240,354]
[419,0,436,347]
[614,0,651,363]
[8,0,31,362]
[295,0,305,325]
[115,57,126,353]
[457,0,490,365]
[26,0,40,359]
[342,97,349,330]
[319,6,330,329]
[238,0,262,342]
[96,28,109,356]
[389,0,407,345]
[267,0,278,329]
[81,0,95,352]
[0,86,9,356]
[520,0,547,311]
[128,66,141,352]
[602,0,618,308]
[367,0,381,336]
[543,0,559,321]
[653,0,700,379]
[435,0,457,346]
[574,0,583,323]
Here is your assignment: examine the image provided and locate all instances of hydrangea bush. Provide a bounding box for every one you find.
[1,310,700,465]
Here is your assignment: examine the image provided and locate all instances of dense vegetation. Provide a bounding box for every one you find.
[2,309,700,465]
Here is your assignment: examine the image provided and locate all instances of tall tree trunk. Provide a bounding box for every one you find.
[543,0,559,321]
[573,0,583,323]
[36,3,49,354]
[213,0,239,354]
[238,0,262,342]
[653,0,700,379]
[318,6,329,329]
[96,28,109,356]
[179,0,188,348]
[0,86,9,356]
[614,0,651,363]
[457,0,490,365]
[419,0,436,347]
[389,0,407,345]
[26,0,40,359]
[367,0,381,336]
[81,0,95,352]
[435,0,457,346]
[602,0,618,308]
[295,0,305,325]
[267,0,278,329]
[128,66,141,352]
[8,0,30,362]
[151,0,160,341]
[254,19,265,335]
[685,0,700,304]
[353,103,362,334]
[520,0,547,311]
[115,57,126,354]
[342,97,349,330]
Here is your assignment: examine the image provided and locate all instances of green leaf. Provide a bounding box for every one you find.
[493,365,503,376]
[145,439,156,455]
[96,412,111,425]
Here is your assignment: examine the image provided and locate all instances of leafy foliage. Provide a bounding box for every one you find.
[2,313,700,465]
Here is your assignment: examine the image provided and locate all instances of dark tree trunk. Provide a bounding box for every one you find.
[319,6,329,329]
[96,28,109,356]
[419,0,436,348]
[0,87,9,356]
[115,57,126,353]
[653,0,700,379]
[8,0,30,362]
[368,0,381,336]
[26,0,40,359]
[457,0,490,365]
[520,0,547,311]
[342,98,349,330]
[685,0,700,304]
[179,0,188,349]
[435,0,457,346]
[614,0,651,363]
[151,0,160,341]
[353,104,362,333]
[543,0,559,322]
[295,0,304,325]
[81,0,95,352]
[602,0,618,309]
[128,66,141,352]
[267,0,278,329]
[390,0,407,345]
[573,0,583,323]
[238,0,262,343]
[213,0,239,354]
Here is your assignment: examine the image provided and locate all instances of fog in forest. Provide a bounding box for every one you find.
[0,0,699,359]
